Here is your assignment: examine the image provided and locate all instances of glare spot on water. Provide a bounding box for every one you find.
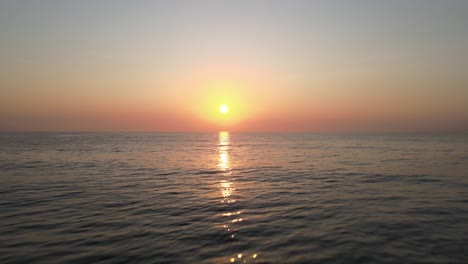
[217,132,251,262]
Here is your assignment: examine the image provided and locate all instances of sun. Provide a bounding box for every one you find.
[219,104,229,114]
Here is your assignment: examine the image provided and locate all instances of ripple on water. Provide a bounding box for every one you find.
[0,132,467,263]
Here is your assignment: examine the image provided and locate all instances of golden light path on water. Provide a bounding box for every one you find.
[217,132,258,263]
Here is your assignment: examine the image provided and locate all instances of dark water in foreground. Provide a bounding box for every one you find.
[0,132,467,263]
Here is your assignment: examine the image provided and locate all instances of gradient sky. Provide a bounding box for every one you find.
[1,0,467,132]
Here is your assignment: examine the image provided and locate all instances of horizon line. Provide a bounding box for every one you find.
[0,130,466,135]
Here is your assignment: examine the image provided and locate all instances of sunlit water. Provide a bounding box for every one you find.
[1,132,467,263]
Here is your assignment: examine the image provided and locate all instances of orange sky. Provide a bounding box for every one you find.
[1,1,467,132]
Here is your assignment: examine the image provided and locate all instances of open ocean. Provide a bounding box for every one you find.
[0,132,467,263]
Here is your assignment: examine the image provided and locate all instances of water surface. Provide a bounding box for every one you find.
[0,132,467,263]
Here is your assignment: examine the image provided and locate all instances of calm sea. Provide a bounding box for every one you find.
[0,132,467,263]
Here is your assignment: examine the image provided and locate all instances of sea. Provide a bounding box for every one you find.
[0,132,467,263]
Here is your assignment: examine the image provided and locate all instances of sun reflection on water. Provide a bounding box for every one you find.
[218,131,233,203]
[216,131,259,263]
[218,132,230,170]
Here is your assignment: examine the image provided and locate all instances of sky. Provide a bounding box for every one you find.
[1,0,467,132]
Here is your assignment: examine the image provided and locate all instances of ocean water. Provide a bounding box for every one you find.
[0,132,467,263]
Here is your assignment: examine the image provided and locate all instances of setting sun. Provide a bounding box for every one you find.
[220,104,229,114]
[1,2,467,264]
